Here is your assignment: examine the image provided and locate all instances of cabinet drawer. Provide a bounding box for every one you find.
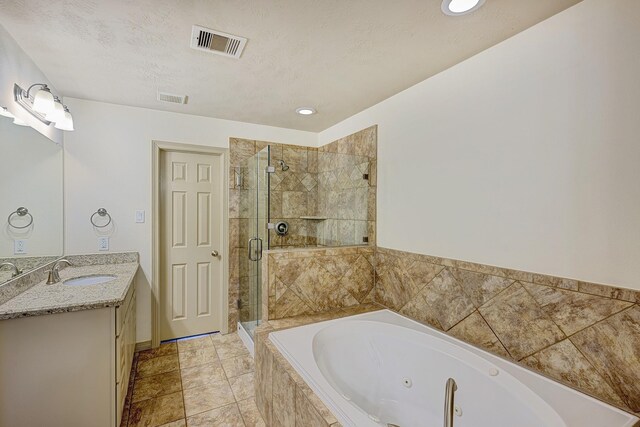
[116,283,135,337]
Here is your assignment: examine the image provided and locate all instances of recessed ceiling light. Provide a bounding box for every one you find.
[296,107,316,116]
[441,0,485,16]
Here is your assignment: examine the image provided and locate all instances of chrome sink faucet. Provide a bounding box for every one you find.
[46,259,72,285]
[0,262,22,278]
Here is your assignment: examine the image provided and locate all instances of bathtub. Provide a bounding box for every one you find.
[269,310,638,427]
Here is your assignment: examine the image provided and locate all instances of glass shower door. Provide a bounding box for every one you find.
[239,146,269,339]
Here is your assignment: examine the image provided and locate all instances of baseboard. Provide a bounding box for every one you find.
[135,340,152,352]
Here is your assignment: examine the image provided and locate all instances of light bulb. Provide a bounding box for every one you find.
[32,86,55,114]
[442,0,485,15]
[296,107,317,116]
[45,99,65,123]
[54,108,74,131]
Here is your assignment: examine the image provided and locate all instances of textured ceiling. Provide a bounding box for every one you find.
[0,0,581,131]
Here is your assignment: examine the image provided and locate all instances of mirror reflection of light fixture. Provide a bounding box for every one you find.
[13,83,74,131]
[0,106,15,119]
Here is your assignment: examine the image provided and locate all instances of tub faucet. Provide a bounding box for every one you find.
[46,259,72,284]
[0,262,22,278]
[443,378,457,427]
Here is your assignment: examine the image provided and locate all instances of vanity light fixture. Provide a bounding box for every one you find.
[441,0,485,16]
[30,84,55,114]
[0,106,15,119]
[296,107,316,116]
[54,106,74,131]
[13,83,74,131]
[45,97,65,123]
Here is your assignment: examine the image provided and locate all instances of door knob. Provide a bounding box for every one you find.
[211,250,219,257]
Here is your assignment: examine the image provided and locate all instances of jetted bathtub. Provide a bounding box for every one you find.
[269,310,638,427]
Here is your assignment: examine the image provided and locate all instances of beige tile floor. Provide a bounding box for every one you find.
[121,332,265,427]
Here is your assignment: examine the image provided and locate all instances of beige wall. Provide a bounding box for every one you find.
[63,98,316,343]
[318,0,640,290]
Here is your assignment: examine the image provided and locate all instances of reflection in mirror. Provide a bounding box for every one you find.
[0,115,63,285]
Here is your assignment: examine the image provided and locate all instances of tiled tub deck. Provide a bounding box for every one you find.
[255,305,384,427]
[254,304,640,427]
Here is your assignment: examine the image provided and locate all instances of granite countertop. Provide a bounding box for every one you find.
[0,262,138,320]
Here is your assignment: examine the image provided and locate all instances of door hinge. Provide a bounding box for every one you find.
[266,166,276,173]
[267,222,275,230]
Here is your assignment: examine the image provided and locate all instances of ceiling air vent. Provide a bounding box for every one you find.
[157,91,188,104]
[190,25,247,59]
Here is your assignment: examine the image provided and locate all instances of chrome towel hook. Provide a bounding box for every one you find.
[8,207,33,229]
[90,208,112,228]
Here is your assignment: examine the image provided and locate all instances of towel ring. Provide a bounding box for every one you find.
[8,207,33,229]
[90,208,112,228]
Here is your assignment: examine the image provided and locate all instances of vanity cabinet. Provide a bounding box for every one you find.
[0,283,137,427]
[116,282,137,425]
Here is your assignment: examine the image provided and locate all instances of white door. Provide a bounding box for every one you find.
[160,150,224,341]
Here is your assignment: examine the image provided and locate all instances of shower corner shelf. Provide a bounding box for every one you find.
[299,216,328,221]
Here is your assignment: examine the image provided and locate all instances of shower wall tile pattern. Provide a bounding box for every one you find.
[374,246,640,415]
[317,125,377,246]
[262,246,375,320]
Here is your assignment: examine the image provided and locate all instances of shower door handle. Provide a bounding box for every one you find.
[248,237,258,261]
[248,237,264,261]
[256,238,263,261]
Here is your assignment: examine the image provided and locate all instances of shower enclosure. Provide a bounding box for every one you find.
[237,145,370,339]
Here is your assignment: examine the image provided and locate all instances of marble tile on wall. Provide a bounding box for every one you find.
[522,339,626,408]
[266,247,374,320]
[478,283,566,360]
[229,138,255,167]
[570,306,640,412]
[448,311,509,357]
[374,246,640,416]
[451,268,514,308]
[375,251,441,311]
[400,268,475,330]
[523,282,633,336]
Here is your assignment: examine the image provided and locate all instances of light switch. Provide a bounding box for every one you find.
[14,239,27,254]
[135,210,145,223]
[98,237,109,251]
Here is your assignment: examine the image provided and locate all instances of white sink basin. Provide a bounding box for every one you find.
[64,274,117,286]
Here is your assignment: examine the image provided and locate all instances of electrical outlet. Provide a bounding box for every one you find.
[98,237,109,251]
[14,239,27,254]
[135,210,145,223]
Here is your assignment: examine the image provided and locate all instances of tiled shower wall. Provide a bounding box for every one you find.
[374,247,640,415]
[262,246,375,320]
[317,125,377,246]
[229,138,321,332]
[269,144,320,249]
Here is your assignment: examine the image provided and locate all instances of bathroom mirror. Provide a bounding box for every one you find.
[0,116,63,285]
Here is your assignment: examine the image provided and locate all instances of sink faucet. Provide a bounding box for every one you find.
[46,259,72,285]
[0,262,23,278]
